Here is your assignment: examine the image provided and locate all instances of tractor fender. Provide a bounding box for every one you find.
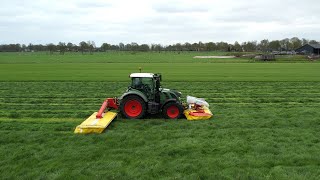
[120,90,148,102]
[160,99,179,109]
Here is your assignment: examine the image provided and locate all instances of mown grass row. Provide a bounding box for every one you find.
[0,114,320,179]
[1,63,320,81]
[1,81,320,118]
[1,81,320,178]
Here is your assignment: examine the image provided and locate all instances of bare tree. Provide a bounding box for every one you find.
[58,42,67,55]
[67,42,74,52]
[87,41,96,54]
[119,43,125,51]
[79,41,88,54]
[234,41,241,52]
[259,39,270,52]
[47,43,55,54]
[269,40,281,51]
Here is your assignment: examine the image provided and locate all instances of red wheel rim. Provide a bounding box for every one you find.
[124,100,142,118]
[167,105,179,119]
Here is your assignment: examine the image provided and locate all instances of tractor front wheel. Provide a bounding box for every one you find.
[120,95,146,119]
[162,102,183,119]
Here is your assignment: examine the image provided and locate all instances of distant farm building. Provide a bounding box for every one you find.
[295,44,320,55]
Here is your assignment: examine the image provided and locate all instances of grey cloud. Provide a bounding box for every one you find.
[0,0,319,45]
[143,14,203,27]
[153,5,209,13]
[152,1,209,13]
[75,1,112,8]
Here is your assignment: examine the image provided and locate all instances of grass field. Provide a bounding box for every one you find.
[0,51,313,64]
[0,52,320,179]
[1,63,320,81]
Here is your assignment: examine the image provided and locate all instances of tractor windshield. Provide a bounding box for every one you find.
[131,77,154,90]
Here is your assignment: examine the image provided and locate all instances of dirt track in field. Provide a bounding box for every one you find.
[193,56,236,59]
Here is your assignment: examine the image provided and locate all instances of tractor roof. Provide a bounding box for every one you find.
[130,73,154,78]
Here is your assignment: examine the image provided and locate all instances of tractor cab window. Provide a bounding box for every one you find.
[132,77,154,90]
[141,78,154,91]
[132,78,142,88]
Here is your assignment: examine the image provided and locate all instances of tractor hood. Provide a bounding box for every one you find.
[160,88,182,98]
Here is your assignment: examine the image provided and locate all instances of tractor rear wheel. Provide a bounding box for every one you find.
[162,102,183,119]
[120,95,146,119]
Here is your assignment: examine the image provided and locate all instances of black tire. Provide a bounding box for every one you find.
[162,101,184,119]
[120,95,146,119]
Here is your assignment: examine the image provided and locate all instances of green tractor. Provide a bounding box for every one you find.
[119,73,184,119]
[75,72,213,134]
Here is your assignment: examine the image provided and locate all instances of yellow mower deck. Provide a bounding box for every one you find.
[184,106,213,120]
[74,111,117,134]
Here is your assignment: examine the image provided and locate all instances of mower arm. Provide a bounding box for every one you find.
[96,98,118,119]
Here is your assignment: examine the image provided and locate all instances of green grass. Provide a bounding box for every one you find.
[1,81,320,178]
[0,52,320,179]
[0,51,246,64]
[1,81,320,118]
[1,115,319,179]
[0,51,312,64]
[1,63,320,81]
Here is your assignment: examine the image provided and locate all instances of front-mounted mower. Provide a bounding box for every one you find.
[75,73,212,134]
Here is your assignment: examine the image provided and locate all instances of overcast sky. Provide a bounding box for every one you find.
[1,0,319,46]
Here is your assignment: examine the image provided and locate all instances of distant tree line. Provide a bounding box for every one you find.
[0,37,319,53]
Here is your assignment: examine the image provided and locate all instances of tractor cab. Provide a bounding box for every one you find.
[129,73,161,100]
